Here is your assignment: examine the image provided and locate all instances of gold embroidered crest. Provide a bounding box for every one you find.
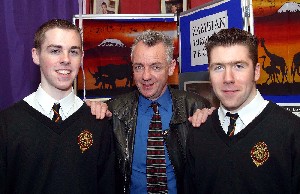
[77,130,93,153]
[250,141,269,167]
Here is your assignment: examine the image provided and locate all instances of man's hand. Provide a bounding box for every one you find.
[86,100,112,119]
[188,107,216,127]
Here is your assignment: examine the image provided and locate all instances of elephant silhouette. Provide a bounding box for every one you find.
[89,63,133,89]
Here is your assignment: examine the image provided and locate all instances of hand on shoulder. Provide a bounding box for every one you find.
[188,107,216,127]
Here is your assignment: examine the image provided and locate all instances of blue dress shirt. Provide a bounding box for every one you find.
[130,89,177,194]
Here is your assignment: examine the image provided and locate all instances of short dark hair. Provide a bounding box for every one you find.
[206,28,258,66]
[34,19,82,51]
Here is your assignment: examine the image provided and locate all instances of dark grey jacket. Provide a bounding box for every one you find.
[108,87,210,194]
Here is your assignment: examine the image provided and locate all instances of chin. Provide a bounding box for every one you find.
[56,84,73,91]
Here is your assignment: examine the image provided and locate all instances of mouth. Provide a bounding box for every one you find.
[56,69,71,75]
[223,89,238,95]
[142,82,155,88]
[140,82,155,91]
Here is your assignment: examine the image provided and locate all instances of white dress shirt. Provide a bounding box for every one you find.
[24,85,83,121]
[219,90,269,135]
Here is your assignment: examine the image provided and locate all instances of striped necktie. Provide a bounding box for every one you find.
[226,112,239,137]
[146,102,168,193]
[52,103,62,123]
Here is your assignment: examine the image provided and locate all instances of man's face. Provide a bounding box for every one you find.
[32,28,83,99]
[132,42,176,101]
[208,44,260,111]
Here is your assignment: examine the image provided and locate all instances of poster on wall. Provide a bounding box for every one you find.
[253,0,300,104]
[179,0,245,73]
[73,14,178,100]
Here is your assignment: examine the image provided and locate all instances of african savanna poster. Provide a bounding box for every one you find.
[75,16,178,100]
[254,0,300,102]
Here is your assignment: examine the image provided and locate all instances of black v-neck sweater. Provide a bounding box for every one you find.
[185,102,300,194]
[0,100,115,194]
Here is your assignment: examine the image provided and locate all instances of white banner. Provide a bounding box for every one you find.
[190,10,228,66]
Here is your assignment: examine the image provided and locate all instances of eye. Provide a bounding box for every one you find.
[70,49,80,56]
[133,64,144,72]
[151,65,162,71]
[50,49,61,54]
[213,64,224,72]
[235,63,246,69]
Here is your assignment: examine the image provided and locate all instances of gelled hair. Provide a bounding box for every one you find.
[206,28,258,66]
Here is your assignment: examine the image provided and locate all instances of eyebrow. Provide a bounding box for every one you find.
[46,44,81,50]
[210,60,248,66]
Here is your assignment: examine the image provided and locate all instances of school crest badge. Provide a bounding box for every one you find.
[77,129,93,153]
[250,141,269,167]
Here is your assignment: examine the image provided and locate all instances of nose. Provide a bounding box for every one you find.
[60,51,70,65]
[142,67,151,80]
[224,67,234,83]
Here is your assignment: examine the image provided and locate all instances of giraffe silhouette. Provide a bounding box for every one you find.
[260,38,288,83]
[260,55,280,84]
[291,52,300,83]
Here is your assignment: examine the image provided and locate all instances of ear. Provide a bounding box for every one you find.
[168,59,176,76]
[254,63,260,81]
[32,48,40,66]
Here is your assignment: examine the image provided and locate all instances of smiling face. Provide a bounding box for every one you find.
[32,28,83,100]
[208,44,260,111]
[132,42,176,101]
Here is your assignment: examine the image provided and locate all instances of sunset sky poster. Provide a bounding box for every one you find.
[253,0,300,102]
[76,17,178,100]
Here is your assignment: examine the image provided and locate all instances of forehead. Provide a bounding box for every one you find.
[42,28,81,47]
[133,42,166,60]
[210,44,250,64]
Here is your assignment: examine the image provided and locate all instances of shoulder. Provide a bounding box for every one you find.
[170,88,211,107]
[0,101,34,130]
[107,90,138,108]
[268,102,299,119]
[0,100,28,117]
[262,102,300,130]
[73,104,113,133]
[269,102,300,122]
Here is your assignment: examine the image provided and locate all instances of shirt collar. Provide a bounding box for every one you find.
[219,90,268,126]
[138,88,171,113]
[58,90,76,117]
[35,85,57,116]
[238,90,268,126]
[35,85,76,117]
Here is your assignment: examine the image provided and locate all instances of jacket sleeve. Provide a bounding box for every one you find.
[187,92,212,116]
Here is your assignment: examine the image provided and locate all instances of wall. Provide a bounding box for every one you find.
[191,0,212,8]
[119,0,211,14]
[120,0,160,13]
